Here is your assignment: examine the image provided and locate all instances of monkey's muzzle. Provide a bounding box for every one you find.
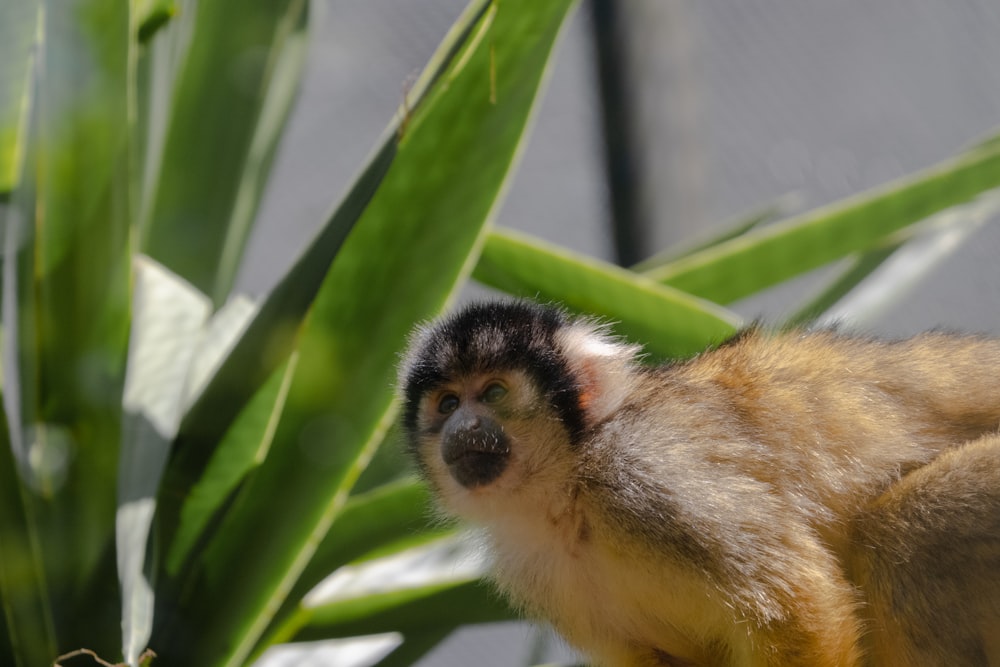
[441,411,510,488]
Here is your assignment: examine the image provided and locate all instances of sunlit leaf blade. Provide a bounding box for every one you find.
[0,400,57,667]
[3,0,132,652]
[644,137,1000,304]
[474,229,741,359]
[631,196,795,272]
[0,0,37,195]
[153,2,579,665]
[141,0,308,306]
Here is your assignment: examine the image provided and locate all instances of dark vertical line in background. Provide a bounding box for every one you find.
[588,0,646,266]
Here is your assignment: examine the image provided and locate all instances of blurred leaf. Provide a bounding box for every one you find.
[813,196,1000,329]
[133,0,197,231]
[969,128,1000,154]
[0,399,57,667]
[155,0,497,601]
[135,0,176,43]
[163,354,297,574]
[298,478,446,586]
[174,139,395,448]
[346,422,413,495]
[118,258,212,666]
[371,630,453,667]
[645,138,1000,304]
[296,578,511,641]
[3,0,132,651]
[782,202,998,329]
[474,228,741,359]
[141,0,309,306]
[257,479,451,649]
[782,242,902,329]
[161,0,506,522]
[0,0,37,195]
[153,2,578,665]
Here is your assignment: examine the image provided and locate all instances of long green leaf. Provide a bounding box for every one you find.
[0,0,37,195]
[782,242,902,329]
[140,0,308,306]
[163,354,297,575]
[153,2,578,665]
[154,0,503,599]
[298,478,444,586]
[474,229,741,359]
[118,259,212,666]
[812,200,998,329]
[3,0,133,652]
[256,479,451,650]
[0,395,57,667]
[630,196,795,272]
[173,139,395,450]
[644,137,1000,304]
[156,0,510,550]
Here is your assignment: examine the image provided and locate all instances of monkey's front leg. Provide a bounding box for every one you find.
[718,532,865,667]
[596,569,863,666]
[849,435,1000,667]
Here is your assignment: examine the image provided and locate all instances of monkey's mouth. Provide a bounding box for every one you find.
[442,434,510,489]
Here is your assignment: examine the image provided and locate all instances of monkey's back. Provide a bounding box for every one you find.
[566,328,1000,665]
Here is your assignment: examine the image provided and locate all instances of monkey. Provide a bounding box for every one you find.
[398,299,1000,667]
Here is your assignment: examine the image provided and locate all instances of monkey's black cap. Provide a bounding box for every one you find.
[400,300,587,445]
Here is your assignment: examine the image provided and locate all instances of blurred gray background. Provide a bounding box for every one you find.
[244,1,1000,665]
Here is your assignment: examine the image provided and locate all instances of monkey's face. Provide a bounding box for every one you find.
[432,375,513,489]
[408,369,572,501]
[399,301,639,522]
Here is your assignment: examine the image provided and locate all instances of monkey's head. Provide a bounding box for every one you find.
[399,300,640,521]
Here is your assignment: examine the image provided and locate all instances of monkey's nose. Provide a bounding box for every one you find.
[453,414,481,432]
[441,413,510,488]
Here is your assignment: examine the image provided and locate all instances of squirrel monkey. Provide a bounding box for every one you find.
[399,300,1000,667]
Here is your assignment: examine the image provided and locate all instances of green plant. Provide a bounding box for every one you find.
[2,2,999,667]
[0,1,576,665]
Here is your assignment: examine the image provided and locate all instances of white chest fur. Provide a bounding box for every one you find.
[481,493,737,666]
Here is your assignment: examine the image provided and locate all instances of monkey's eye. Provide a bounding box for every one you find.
[481,382,508,404]
[438,393,460,415]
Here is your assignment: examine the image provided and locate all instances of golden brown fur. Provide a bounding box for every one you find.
[399,302,1000,666]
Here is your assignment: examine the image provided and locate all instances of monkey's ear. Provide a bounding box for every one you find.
[556,322,641,425]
